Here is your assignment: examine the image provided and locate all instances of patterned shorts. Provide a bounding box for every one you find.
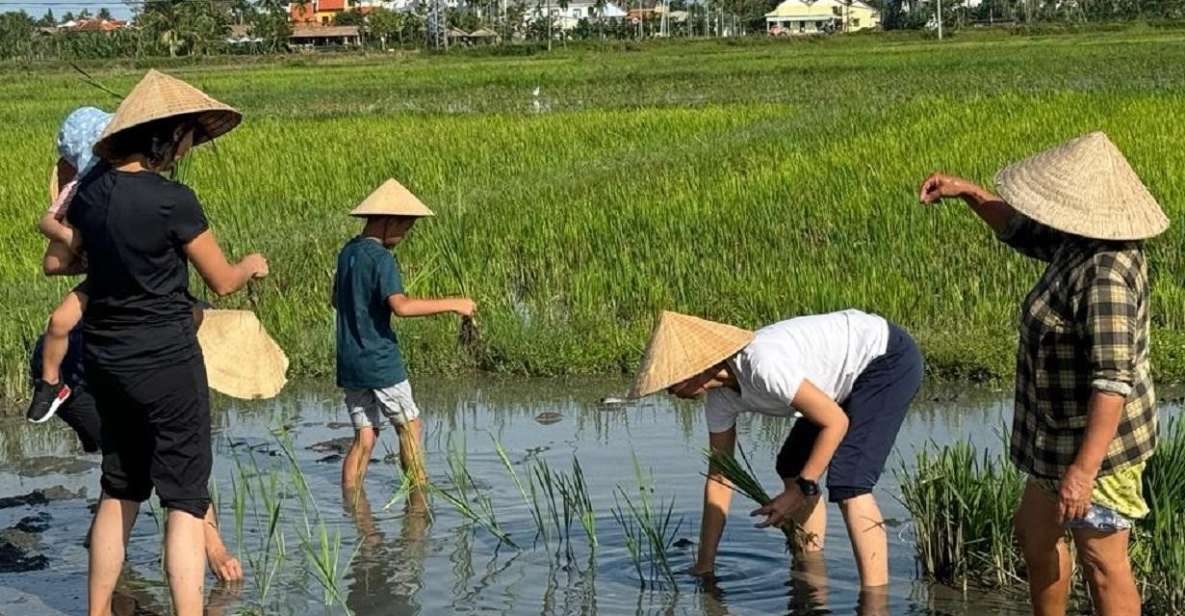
[344,381,421,430]
[1063,503,1134,532]
[1032,462,1147,533]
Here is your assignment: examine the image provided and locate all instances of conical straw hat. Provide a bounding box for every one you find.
[994,132,1168,241]
[94,69,241,160]
[350,179,435,218]
[197,310,289,400]
[629,311,755,399]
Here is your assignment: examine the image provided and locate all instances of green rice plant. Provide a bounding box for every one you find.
[429,480,517,547]
[432,434,517,547]
[532,459,566,545]
[1132,419,1185,612]
[570,457,598,549]
[611,485,683,588]
[896,441,1024,590]
[9,32,1185,404]
[606,453,684,587]
[704,444,812,549]
[265,432,360,612]
[300,517,361,614]
[492,435,550,547]
[610,493,645,583]
[382,467,416,511]
[228,446,287,604]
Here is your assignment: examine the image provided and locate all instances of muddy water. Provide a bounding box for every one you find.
[0,379,1050,615]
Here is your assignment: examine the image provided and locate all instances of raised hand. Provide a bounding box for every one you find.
[919,172,970,205]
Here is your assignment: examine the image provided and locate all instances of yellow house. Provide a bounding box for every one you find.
[765,0,879,35]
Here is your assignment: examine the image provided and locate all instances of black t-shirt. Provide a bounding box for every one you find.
[66,166,209,369]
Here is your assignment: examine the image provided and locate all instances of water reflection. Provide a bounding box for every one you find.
[341,485,428,615]
[5,378,1165,616]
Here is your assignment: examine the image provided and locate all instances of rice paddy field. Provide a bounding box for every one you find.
[4,28,1185,401]
[1,381,1182,614]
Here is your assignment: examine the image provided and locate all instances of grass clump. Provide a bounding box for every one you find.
[431,434,517,547]
[611,458,684,588]
[896,440,1024,589]
[1132,419,1185,613]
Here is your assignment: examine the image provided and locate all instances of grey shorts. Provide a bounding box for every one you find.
[344,381,421,430]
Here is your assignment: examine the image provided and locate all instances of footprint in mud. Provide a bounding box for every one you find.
[535,412,563,425]
[6,456,98,477]
[0,527,50,573]
[598,396,628,409]
[308,436,355,454]
[0,486,86,510]
[15,513,51,534]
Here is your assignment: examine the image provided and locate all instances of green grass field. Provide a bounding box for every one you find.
[3,29,1185,404]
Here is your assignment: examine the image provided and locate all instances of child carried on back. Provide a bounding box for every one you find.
[27,106,112,424]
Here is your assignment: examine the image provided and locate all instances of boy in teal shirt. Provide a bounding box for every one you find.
[333,179,476,499]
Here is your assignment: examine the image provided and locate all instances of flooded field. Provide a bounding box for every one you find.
[0,379,1119,615]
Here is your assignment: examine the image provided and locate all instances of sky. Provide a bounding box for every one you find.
[0,0,135,19]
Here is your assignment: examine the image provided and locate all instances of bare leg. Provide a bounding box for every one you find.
[394,418,428,512]
[838,493,889,588]
[42,290,85,384]
[203,505,242,582]
[341,428,377,492]
[857,584,890,616]
[88,494,138,616]
[165,508,206,616]
[1072,527,1141,616]
[789,490,826,553]
[1016,480,1072,616]
[789,549,829,610]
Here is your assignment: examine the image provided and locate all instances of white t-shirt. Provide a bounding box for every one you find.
[704,310,889,434]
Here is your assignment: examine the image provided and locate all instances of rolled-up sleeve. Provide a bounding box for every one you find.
[996,213,1065,263]
[1084,265,1138,397]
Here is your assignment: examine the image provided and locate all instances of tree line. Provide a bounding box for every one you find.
[1,0,1184,61]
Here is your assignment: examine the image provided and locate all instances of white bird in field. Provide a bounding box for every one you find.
[532,86,541,97]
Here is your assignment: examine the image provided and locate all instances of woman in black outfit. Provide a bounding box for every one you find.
[65,70,267,616]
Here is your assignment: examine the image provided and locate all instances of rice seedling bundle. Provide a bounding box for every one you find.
[704,445,815,550]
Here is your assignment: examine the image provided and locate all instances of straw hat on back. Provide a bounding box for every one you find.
[995,131,1168,241]
[198,310,289,400]
[350,179,435,218]
[629,311,755,399]
[93,69,241,160]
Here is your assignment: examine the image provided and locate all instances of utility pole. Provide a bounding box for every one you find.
[936,0,943,40]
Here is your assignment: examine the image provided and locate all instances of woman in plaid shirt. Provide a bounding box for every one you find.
[919,132,1167,616]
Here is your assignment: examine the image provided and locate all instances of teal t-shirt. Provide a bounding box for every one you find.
[334,236,407,389]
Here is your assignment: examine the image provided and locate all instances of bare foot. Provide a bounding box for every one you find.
[207,545,243,582]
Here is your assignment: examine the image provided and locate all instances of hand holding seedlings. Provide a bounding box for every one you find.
[241,253,269,279]
[750,485,806,529]
[453,297,477,318]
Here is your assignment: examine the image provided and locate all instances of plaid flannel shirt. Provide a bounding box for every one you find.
[999,214,1157,479]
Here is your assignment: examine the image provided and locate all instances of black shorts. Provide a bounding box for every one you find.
[88,356,211,518]
[776,323,923,503]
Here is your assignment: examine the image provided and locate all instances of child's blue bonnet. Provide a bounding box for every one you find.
[56,106,113,177]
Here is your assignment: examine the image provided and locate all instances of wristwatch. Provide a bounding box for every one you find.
[795,476,820,498]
